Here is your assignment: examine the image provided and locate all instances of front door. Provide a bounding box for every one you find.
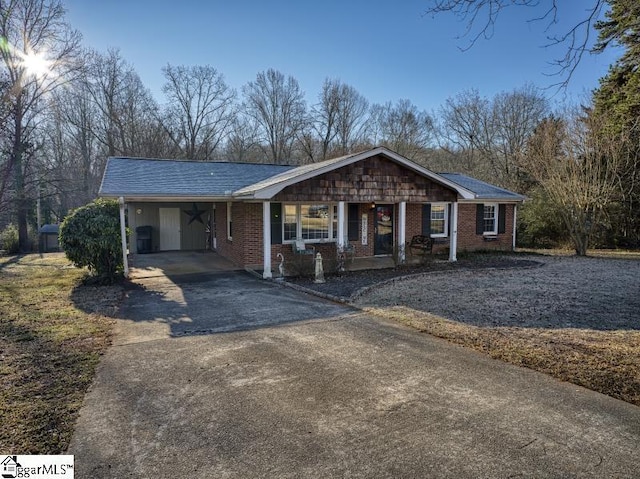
[374,205,394,255]
[159,207,181,250]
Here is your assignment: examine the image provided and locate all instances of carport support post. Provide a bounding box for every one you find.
[449,201,458,262]
[118,196,129,277]
[398,201,406,264]
[263,201,272,279]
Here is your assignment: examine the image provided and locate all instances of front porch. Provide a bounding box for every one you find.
[259,200,459,279]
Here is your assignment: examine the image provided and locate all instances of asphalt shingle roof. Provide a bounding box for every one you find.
[99,152,524,202]
[439,173,526,201]
[233,151,359,197]
[39,224,59,234]
[99,157,295,198]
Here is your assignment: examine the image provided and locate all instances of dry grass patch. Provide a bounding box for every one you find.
[0,253,119,453]
[365,306,640,406]
[517,247,640,260]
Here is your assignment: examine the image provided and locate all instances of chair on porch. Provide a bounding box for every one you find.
[292,239,315,257]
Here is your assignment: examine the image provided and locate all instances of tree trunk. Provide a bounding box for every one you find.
[12,102,30,253]
[574,236,588,256]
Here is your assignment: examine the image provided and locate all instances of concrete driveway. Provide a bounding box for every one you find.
[69,271,640,478]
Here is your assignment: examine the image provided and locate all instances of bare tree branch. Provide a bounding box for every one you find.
[424,0,607,89]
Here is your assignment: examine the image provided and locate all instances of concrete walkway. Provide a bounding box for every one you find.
[69,271,640,478]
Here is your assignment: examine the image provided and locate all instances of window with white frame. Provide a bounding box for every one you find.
[430,203,448,237]
[226,202,233,240]
[283,204,337,242]
[283,204,298,241]
[483,203,498,234]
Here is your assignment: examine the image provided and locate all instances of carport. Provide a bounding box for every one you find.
[128,250,240,280]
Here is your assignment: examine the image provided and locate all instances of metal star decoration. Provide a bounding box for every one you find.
[183,203,206,225]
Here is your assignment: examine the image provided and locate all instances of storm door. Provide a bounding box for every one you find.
[374,205,394,255]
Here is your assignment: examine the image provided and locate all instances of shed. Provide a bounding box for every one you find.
[39,224,60,252]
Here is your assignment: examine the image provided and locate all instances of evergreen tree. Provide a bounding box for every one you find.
[592,0,640,247]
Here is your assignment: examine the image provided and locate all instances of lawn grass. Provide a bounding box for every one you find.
[0,253,119,453]
[364,306,640,406]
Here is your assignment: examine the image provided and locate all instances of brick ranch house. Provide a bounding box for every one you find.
[99,146,525,278]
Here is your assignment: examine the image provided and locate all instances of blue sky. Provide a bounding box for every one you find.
[64,0,620,112]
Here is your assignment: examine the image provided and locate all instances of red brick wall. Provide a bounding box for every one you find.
[457,203,515,252]
[213,202,265,267]
[216,201,517,269]
[241,203,263,265]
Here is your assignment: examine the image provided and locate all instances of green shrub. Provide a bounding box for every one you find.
[0,224,20,254]
[517,189,569,248]
[59,199,126,283]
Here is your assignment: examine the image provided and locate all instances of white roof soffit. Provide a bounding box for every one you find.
[234,147,476,200]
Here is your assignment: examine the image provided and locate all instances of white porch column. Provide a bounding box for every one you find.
[449,201,458,262]
[263,201,272,279]
[118,197,129,278]
[512,204,518,251]
[398,201,406,264]
[337,201,345,251]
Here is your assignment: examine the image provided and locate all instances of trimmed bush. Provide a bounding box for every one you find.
[60,199,126,283]
[0,224,20,254]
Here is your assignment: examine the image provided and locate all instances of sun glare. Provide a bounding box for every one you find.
[19,50,51,79]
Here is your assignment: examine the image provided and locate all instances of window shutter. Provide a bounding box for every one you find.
[347,203,359,241]
[422,204,431,236]
[498,204,506,234]
[270,203,282,244]
[476,204,484,235]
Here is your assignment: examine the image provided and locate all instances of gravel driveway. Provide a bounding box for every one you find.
[353,255,640,330]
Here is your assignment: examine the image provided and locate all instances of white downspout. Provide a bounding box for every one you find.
[398,201,406,264]
[118,196,129,278]
[449,201,458,262]
[263,201,272,279]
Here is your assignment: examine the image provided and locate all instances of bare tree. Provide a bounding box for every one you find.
[0,0,82,251]
[519,109,625,255]
[491,85,549,189]
[84,49,166,159]
[334,82,369,155]
[424,0,607,88]
[224,114,264,163]
[242,69,307,164]
[438,85,548,189]
[438,89,493,175]
[161,64,236,160]
[311,79,341,161]
[296,117,322,164]
[370,99,435,159]
[44,84,96,214]
[300,79,370,162]
[0,71,13,217]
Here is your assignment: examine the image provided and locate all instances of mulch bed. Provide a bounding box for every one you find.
[286,254,541,301]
